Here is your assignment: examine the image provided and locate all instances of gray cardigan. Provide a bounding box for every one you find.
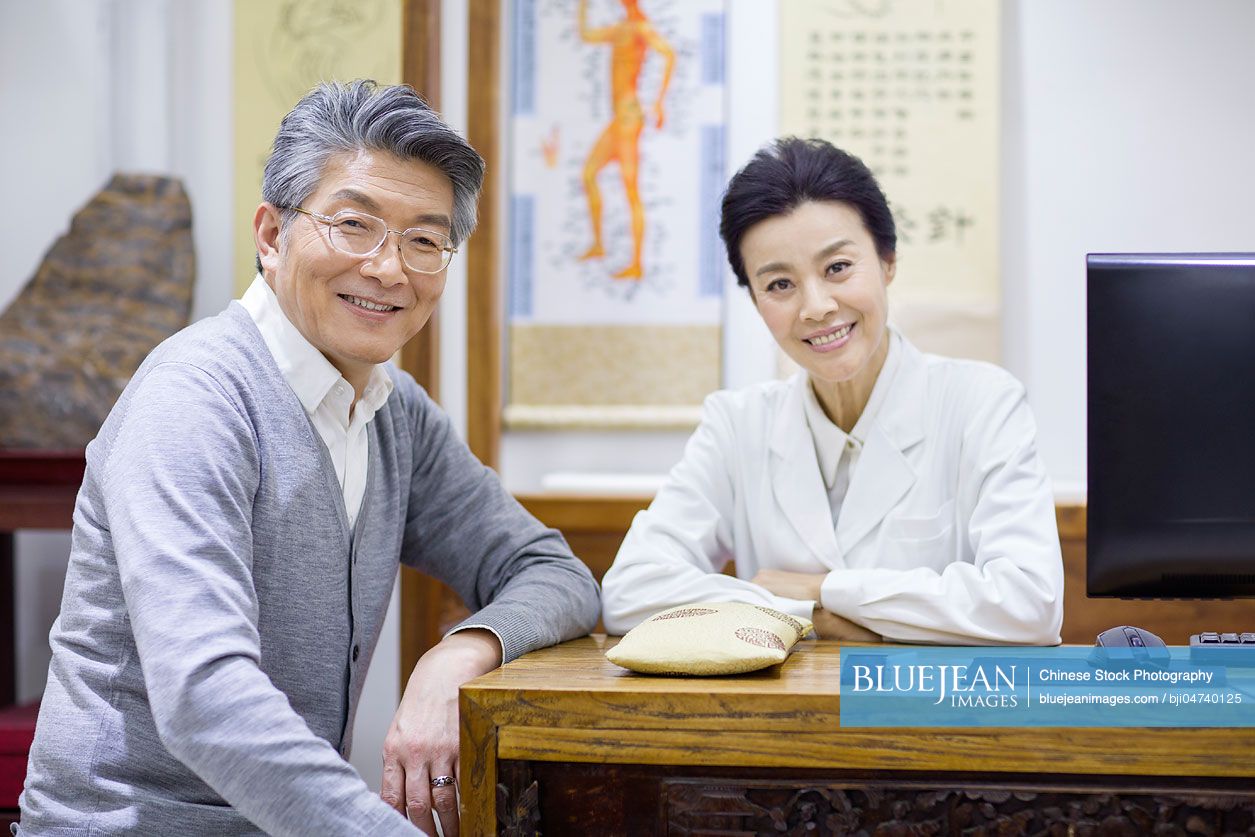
[17,303,600,836]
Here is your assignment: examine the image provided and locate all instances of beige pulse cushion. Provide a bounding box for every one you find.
[605,602,814,675]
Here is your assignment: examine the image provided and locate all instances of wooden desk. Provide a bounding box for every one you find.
[460,636,1255,836]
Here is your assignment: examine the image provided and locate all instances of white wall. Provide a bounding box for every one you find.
[1005,0,1255,494]
[0,1,113,313]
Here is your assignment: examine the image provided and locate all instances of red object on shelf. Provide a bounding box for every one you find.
[0,701,38,809]
[1,452,81,819]
[0,449,87,531]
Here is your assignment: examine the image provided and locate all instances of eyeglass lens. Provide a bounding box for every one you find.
[323,210,451,273]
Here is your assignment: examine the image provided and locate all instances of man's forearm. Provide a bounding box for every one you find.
[433,628,503,673]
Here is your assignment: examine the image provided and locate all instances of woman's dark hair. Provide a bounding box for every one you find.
[719,137,896,287]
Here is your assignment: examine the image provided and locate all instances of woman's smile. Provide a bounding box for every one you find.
[803,321,856,352]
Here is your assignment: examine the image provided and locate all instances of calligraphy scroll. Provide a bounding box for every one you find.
[780,0,1001,362]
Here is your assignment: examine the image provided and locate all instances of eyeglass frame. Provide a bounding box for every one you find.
[284,205,458,274]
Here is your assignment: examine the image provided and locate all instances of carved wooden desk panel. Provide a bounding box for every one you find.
[460,637,1255,836]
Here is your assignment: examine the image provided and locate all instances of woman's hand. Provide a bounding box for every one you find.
[812,608,882,642]
[751,569,825,603]
[750,569,880,640]
[380,629,503,836]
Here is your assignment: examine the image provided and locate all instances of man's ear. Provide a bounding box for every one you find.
[254,203,283,280]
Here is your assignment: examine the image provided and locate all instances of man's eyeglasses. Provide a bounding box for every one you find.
[287,206,457,274]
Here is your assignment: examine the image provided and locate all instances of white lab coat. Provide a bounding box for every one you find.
[602,335,1064,645]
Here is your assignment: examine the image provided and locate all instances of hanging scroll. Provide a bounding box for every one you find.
[232,0,403,296]
[505,0,728,429]
[780,0,1001,362]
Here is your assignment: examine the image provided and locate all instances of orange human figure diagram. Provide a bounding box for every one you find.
[577,0,676,280]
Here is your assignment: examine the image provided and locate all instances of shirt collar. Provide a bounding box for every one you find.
[356,364,395,421]
[239,275,394,416]
[802,329,903,489]
[801,382,848,490]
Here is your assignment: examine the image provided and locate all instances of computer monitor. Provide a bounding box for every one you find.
[1087,253,1255,598]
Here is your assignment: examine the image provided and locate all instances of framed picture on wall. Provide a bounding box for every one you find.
[470,0,731,442]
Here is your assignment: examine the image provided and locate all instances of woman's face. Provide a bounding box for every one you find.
[740,200,895,389]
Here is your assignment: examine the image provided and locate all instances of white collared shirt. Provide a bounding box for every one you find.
[801,329,902,527]
[240,276,394,529]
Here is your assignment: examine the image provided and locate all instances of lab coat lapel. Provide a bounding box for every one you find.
[769,374,842,566]
[835,339,929,553]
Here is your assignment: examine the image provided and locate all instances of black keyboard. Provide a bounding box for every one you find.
[1189,632,1255,666]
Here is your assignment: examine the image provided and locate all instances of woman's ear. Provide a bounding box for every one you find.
[882,254,897,286]
[254,203,283,279]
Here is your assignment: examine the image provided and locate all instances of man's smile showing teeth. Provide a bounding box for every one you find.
[340,294,399,313]
[804,323,854,346]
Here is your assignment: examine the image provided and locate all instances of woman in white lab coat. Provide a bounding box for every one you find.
[601,138,1063,645]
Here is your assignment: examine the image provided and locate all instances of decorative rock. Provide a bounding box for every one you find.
[0,175,195,448]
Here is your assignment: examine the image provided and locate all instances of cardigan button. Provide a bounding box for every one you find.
[352,644,360,662]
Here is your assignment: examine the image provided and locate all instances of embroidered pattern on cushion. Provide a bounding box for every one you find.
[735,627,786,650]
[754,606,804,635]
[652,607,718,621]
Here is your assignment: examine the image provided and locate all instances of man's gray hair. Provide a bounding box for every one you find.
[258,80,484,269]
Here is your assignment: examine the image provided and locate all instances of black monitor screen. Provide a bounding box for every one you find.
[1088,253,1255,597]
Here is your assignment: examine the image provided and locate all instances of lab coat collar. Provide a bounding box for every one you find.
[769,329,929,559]
[800,329,905,488]
[770,377,841,566]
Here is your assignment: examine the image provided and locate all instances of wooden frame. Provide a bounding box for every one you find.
[465,0,503,470]
[398,0,452,685]
[398,0,516,680]
[474,1,732,439]
[397,0,504,681]
[399,0,443,399]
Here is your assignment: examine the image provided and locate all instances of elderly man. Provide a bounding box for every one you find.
[16,81,600,836]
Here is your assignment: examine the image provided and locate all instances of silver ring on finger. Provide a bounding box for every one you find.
[430,775,456,788]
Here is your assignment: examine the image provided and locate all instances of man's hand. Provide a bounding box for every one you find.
[751,569,825,603]
[380,629,503,837]
[812,607,882,642]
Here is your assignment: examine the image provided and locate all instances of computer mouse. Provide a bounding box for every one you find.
[1096,625,1166,649]
[1092,625,1170,666]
